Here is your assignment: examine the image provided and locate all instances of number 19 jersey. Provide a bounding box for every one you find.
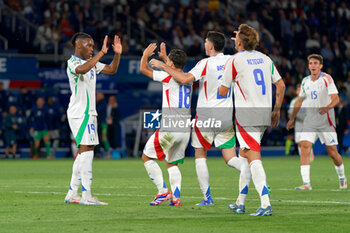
[221,50,282,126]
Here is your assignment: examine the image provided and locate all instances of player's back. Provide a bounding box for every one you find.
[231,50,281,126]
[153,70,192,132]
[190,53,232,108]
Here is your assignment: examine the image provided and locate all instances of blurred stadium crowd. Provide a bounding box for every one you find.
[1,0,350,157]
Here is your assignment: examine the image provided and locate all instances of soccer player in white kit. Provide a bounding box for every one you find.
[219,24,285,216]
[287,84,314,160]
[64,32,122,205]
[141,43,191,206]
[287,54,347,190]
[150,31,243,206]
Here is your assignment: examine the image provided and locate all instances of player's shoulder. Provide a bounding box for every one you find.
[301,75,311,85]
[68,56,82,65]
[320,72,334,84]
[196,57,210,66]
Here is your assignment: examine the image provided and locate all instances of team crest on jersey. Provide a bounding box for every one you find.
[143,110,161,129]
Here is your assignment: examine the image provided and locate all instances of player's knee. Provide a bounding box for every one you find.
[142,153,152,163]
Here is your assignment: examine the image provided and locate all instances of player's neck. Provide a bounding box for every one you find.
[74,52,85,60]
[209,51,221,57]
[311,72,321,81]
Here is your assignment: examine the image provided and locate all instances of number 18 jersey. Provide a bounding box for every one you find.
[153,71,192,130]
[221,50,282,126]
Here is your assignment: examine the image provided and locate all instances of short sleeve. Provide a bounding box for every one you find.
[221,57,235,88]
[299,80,306,98]
[95,62,106,74]
[271,62,282,83]
[67,59,81,75]
[326,77,338,95]
[189,59,208,81]
[153,70,171,83]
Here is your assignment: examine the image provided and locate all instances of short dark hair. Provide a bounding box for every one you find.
[237,24,259,51]
[72,32,92,47]
[307,54,323,64]
[206,31,225,52]
[168,49,187,69]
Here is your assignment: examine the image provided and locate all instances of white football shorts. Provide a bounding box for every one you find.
[68,115,99,147]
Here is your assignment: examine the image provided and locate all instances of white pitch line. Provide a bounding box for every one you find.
[1,185,348,192]
[2,190,350,205]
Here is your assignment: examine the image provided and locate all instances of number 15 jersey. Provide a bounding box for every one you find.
[221,50,282,126]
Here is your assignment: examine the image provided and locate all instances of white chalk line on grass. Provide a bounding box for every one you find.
[0,185,348,192]
[1,189,350,205]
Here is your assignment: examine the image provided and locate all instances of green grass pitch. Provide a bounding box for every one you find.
[1,156,350,233]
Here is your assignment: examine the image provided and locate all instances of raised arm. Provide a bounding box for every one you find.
[271,79,286,128]
[149,60,195,84]
[75,35,108,74]
[101,35,123,75]
[158,42,168,62]
[140,43,157,79]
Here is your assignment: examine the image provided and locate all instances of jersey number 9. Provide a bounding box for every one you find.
[253,68,266,95]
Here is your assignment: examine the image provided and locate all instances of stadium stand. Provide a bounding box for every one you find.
[1,0,350,158]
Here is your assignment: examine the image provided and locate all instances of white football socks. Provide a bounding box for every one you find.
[168,166,182,200]
[67,153,81,196]
[227,156,242,171]
[334,164,345,179]
[236,157,250,206]
[300,165,311,184]
[80,150,94,200]
[195,158,210,200]
[250,160,271,208]
[144,160,167,194]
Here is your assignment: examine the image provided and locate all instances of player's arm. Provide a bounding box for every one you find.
[149,59,195,84]
[75,35,108,74]
[219,58,234,97]
[158,42,168,62]
[140,43,157,79]
[286,96,305,130]
[319,94,339,115]
[271,79,286,128]
[101,35,122,75]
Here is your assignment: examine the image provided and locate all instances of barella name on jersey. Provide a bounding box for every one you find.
[162,118,221,129]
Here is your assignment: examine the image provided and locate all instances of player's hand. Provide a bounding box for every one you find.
[101,35,108,55]
[143,43,157,58]
[286,119,295,130]
[271,110,280,128]
[231,30,239,41]
[158,42,167,61]
[112,35,122,54]
[149,59,164,69]
[318,106,329,115]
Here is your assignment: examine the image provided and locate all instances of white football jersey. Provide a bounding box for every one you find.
[189,53,233,108]
[66,55,105,118]
[153,71,192,131]
[153,70,192,109]
[299,72,338,129]
[221,50,282,126]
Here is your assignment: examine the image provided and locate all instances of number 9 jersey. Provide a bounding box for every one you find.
[221,51,282,127]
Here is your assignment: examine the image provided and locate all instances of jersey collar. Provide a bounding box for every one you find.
[310,72,322,82]
[212,53,224,57]
[72,55,85,61]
